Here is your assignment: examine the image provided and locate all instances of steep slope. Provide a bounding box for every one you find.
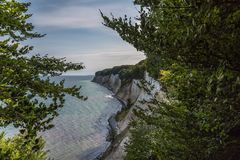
[92,62,162,159]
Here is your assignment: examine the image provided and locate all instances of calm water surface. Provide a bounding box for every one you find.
[2,76,122,160]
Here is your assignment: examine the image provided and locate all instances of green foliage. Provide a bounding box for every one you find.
[128,65,240,160]
[115,107,130,122]
[102,0,240,159]
[0,0,85,136]
[0,133,46,160]
[0,0,85,158]
[101,0,240,78]
[95,60,146,84]
[115,100,132,122]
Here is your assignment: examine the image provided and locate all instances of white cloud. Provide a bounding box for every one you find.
[31,3,138,29]
[28,0,144,75]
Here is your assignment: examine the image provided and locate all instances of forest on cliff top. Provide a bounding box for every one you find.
[1,0,240,159]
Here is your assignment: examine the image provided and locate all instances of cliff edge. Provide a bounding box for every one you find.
[92,61,161,160]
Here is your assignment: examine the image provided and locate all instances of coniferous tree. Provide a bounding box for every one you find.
[102,0,240,159]
[0,0,85,157]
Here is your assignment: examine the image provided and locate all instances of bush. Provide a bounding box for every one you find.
[0,133,46,160]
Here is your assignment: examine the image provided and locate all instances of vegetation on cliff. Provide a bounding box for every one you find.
[0,0,85,158]
[102,0,240,159]
[95,60,146,84]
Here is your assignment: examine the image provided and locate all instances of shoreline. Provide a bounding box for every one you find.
[91,71,161,160]
[92,81,128,160]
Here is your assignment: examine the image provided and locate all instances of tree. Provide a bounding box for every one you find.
[0,0,85,157]
[0,133,46,160]
[102,0,240,159]
[102,0,240,77]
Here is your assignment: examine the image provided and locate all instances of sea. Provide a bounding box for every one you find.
[1,76,122,160]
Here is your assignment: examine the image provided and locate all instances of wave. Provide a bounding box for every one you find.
[105,94,114,99]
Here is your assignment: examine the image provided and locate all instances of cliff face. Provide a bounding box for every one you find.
[92,71,160,106]
[93,65,162,160]
[92,74,122,98]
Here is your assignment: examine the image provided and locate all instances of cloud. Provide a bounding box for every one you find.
[32,6,100,29]
[27,0,144,75]
[31,2,138,29]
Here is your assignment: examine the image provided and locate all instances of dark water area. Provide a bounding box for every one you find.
[1,76,122,160]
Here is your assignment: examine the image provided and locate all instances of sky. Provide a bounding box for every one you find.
[25,0,145,75]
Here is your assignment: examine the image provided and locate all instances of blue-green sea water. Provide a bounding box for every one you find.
[2,76,122,160]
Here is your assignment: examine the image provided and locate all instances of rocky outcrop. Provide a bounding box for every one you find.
[92,67,161,160]
[92,72,160,105]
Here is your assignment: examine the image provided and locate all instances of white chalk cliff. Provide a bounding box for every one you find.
[93,71,161,160]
